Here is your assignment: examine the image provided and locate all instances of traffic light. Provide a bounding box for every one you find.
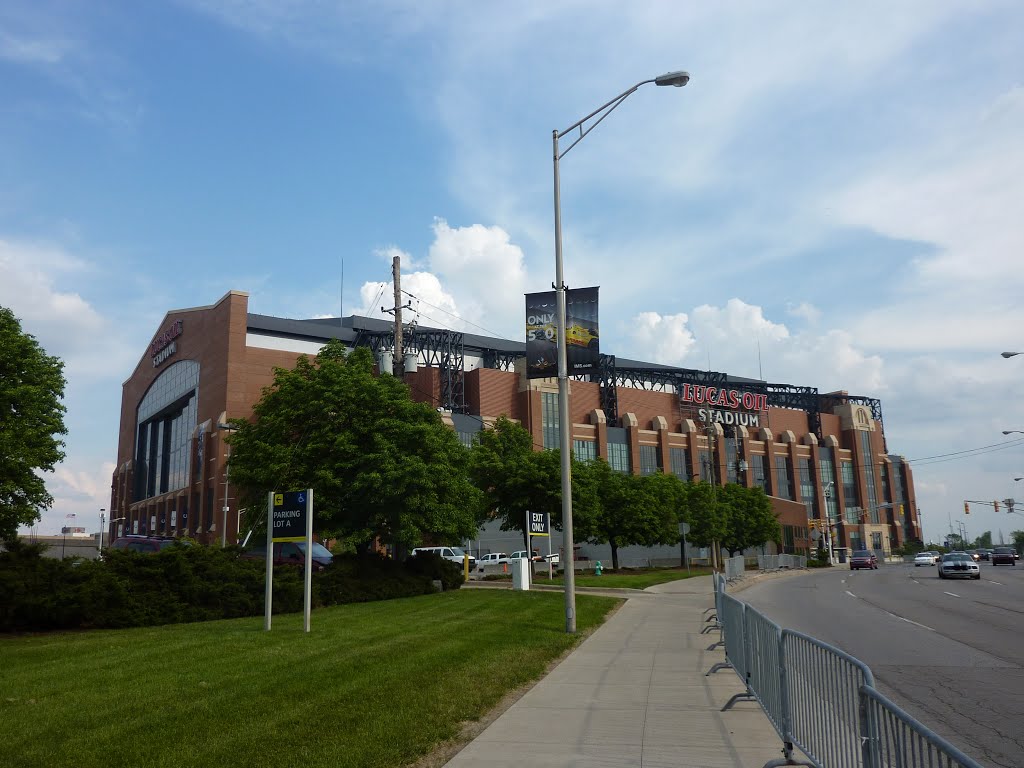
[964,502,970,515]
[899,504,904,517]
[994,500,1000,513]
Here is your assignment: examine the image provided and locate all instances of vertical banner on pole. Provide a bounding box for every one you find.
[526,287,600,379]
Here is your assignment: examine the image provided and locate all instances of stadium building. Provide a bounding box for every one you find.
[108,290,919,561]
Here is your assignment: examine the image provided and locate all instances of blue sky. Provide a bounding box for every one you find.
[3,1,1024,544]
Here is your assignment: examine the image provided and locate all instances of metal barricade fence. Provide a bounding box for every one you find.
[743,605,785,734]
[707,593,747,677]
[724,555,746,581]
[781,630,875,768]
[859,686,983,768]
[704,572,984,767]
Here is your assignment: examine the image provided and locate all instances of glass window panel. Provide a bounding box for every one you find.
[608,443,630,473]
[573,440,596,463]
[639,445,660,475]
[669,447,689,481]
[541,392,560,450]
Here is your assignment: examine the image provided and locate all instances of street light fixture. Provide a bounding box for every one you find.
[552,70,689,633]
[217,422,239,547]
[1003,431,1024,436]
[1000,352,1022,358]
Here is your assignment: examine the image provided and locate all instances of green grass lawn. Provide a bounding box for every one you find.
[530,566,713,590]
[0,590,619,768]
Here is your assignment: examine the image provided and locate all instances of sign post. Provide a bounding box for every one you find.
[528,510,551,580]
[679,521,691,572]
[264,488,314,633]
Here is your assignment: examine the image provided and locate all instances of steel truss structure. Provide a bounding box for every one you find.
[353,327,467,414]
[353,330,885,446]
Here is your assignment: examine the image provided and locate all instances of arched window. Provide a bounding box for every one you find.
[134,361,199,501]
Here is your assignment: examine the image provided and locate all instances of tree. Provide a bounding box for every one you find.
[718,484,781,556]
[684,480,726,562]
[0,307,67,542]
[469,417,591,550]
[1011,530,1024,554]
[225,342,480,552]
[573,463,683,569]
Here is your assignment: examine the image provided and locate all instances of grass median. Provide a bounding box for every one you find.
[0,589,619,768]
[529,566,713,590]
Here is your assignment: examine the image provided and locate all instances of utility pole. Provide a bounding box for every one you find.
[393,255,403,376]
[383,255,412,377]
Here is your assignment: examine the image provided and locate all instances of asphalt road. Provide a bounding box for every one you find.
[739,561,1024,768]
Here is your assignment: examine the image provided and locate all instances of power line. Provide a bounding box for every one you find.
[401,289,509,339]
[906,438,1024,466]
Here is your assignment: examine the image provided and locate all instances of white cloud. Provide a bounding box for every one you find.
[787,302,821,324]
[625,311,696,366]
[0,238,137,378]
[27,460,116,536]
[356,218,531,338]
[0,31,68,64]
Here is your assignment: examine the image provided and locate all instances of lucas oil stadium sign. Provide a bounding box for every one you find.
[682,383,766,427]
[697,408,761,428]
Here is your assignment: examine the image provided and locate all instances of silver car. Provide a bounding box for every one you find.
[938,552,980,580]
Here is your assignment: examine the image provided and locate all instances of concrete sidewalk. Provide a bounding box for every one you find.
[443,575,785,768]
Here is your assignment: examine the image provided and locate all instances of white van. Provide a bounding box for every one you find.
[411,546,476,570]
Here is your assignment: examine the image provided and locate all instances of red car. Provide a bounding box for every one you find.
[849,550,878,570]
[991,547,1017,566]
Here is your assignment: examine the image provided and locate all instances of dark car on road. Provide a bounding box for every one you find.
[849,550,878,570]
[991,547,1017,566]
[241,541,334,571]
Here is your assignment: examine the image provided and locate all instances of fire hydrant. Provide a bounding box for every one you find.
[595,561,603,576]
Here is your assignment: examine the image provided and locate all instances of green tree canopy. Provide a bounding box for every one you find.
[573,462,683,569]
[684,480,726,551]
[0,307,67,542]
[225,342,480,552]
[468,416,593,550]
[717,483,780,556]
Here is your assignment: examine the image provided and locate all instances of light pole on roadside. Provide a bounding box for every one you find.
[552,70,690,633]
[822,482,836,564]
[99,508,106,553]
[217,422,238,546]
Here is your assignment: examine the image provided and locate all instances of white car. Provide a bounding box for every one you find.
[937,552,981,580]
[914,551,939,566]
[477,552,509,567]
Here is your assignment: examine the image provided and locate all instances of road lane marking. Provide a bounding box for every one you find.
[845,590,857,598]
[911,578,920,584]
[881,609,935,632]
[943,591,960,598]
[987,580,1003,585]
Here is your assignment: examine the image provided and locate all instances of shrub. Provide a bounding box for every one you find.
[0,541,460,633]
[403,551,464,591]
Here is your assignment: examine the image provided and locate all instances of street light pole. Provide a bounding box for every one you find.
[99,508,106,553]
[217,423,238,547]
[823,483,835,565]
[552,71,689,633]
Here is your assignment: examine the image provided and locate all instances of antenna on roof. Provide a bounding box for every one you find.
[340,258,344,330]
[757,336,764,381]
